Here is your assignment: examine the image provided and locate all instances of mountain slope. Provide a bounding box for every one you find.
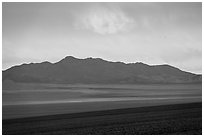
[2,56,202,84]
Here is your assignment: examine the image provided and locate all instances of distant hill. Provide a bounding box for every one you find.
[2,56,202,84]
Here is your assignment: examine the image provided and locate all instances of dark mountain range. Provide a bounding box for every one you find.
[2,56,202,84]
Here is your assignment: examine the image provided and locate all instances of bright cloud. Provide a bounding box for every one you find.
[3,3,202,74]
[75,6,135,34]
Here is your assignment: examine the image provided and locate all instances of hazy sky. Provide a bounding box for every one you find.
[2,2,202,74]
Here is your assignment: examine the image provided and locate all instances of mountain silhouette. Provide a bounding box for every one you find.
[2,56,202,84]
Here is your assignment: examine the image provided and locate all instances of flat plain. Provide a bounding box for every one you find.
[2,83,202,134]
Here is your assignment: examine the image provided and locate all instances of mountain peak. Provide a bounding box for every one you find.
[64,56,78,60]
[2,56,201,84]
[55,56,109,65]
[57,56,79,63]
[85,57,107,62]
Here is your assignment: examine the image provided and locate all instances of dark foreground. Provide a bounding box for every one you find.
[2,102,202,135]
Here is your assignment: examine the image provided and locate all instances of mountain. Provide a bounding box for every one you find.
[2,56,202,84]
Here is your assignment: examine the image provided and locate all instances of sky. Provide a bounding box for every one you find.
[2,2,202,74]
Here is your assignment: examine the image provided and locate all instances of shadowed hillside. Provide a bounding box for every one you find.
[2,56,202,84]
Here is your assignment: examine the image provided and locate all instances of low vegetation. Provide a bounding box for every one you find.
[3,102,202,135]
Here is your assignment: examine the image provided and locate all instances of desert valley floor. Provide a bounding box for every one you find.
[2,83,202,134]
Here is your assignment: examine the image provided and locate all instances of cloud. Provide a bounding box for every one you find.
[75,6,135,34]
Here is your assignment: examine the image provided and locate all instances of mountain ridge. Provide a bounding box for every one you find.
[3,56,201,84]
